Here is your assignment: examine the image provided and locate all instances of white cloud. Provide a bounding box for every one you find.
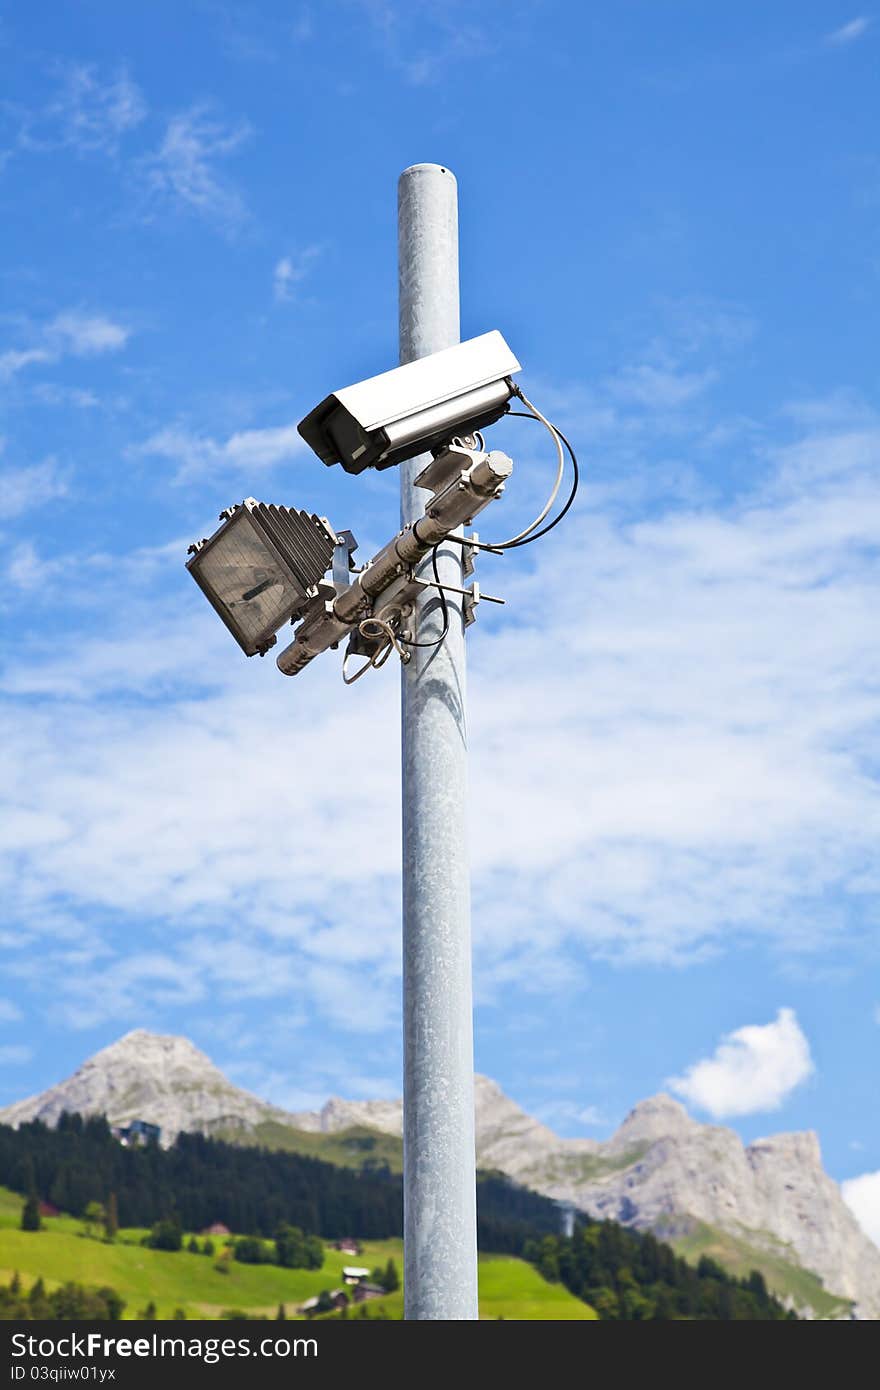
[827,17,871,45]
[0,348,54,381]
[667,1009,814,1118]
[137,421,306,481]
[273,246,322,302]
[30,384,100,410]
[842,1171,880,1248]
[2,403,880,1028]
[140,106,250,231]
[535,1099,608,1130]
[47,312,130,356]
[16,64,146,157]
[353,0,491,86]
[0,459,67,520]
[0,311,131,383]
[0,999,22,1024]
[0,1045,31,1066]
[605,363,717,410]
[224,424,305,468]
[4,541,63,592]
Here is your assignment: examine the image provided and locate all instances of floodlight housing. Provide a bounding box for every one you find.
[186,499,336,656]
[298,330,521,474]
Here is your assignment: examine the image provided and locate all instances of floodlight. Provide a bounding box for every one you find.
[298,330,521,474]
[186,499,336,656]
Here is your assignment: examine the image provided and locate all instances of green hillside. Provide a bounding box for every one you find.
[477,1255,599,1320]
[0,1187,595,1321]
[671,1220,852,1320]
[214,1120,404,1173]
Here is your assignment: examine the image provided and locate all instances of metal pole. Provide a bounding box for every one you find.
[398,163,478,1320]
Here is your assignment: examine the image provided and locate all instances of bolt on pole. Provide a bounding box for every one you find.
[398,163,479,1320]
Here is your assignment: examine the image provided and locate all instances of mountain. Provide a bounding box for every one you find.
[2,1030,877,1318]
[0,1031,295,1138]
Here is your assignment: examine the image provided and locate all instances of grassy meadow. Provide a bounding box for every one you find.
[0,1186,596,1320]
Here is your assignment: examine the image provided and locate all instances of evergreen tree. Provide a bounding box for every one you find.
[147,1218,182,1252]
[104,1192,119,1241]
[187,1235,200,1254]
[276,1304,286,1320]
[203,1238,215,1257]
[96,1287,125,1321]
[21,1194,41,1231]
[382,1257,400,1293]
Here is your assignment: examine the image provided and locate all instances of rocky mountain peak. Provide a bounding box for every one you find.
[604,1092,697,1151]
[93,1030,216,1070]
[748,1130,823,1168]
[0,1029,284,1139]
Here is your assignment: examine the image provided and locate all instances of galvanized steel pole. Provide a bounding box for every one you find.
[398,163,478,1320]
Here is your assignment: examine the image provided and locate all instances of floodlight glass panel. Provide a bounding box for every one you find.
[187,502,335,656]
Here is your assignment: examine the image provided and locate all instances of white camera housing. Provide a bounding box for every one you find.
[298,330,521,474]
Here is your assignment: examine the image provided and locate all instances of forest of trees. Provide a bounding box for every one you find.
[0,1273,125,1321]
[523,1227,797,1320]
[0,1114,562,1249]
[0,1115,798,1319]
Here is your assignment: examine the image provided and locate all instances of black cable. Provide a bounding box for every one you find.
[396,543,450,649]
[502,411,579,548]
[442,411,580,555]
[394,410,578,656]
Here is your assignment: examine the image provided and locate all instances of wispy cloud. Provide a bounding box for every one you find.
[47,312,130,356]
[30,383,100,410]
[273,246,322,302]
[604,363,717,410]
[667,1009,813,1118]
[15,63,146,157]
[0,1045,31,1066]
[534,1099,608,1131]
[138,106,251,232]
[0,459,68,520]
[0,310,131,381]
[352,0,494,85]
[0,348,54,381]
[0,999,22,1025]
[4,541,63,592]
[137,421,306,482]
[2,395,880,1028]
[826,16,872,45]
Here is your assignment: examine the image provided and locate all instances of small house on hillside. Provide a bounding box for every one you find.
[342,1266,371,1286]
[202,1221,231,1237]
[332,1238,362,1255]
[353,1283,386,1304]
[298,1289,349,1317]
[112,1119,161,1147]
[38,1200,60,1218]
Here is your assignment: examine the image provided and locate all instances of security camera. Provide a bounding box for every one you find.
[297,330,521,474]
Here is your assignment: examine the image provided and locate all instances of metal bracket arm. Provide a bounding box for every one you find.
[275,449,512,676]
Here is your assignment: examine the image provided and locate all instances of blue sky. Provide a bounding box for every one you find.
[1,2,879,1241]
